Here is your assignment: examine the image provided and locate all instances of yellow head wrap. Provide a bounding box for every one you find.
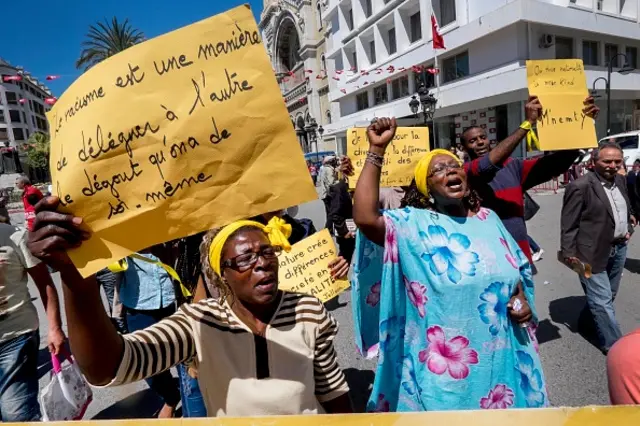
[208,216,292,276]
[414,149,463,197]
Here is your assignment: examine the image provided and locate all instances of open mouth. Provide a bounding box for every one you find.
[476,147,488,156]
[255,276,277,292]
[446,176,464,192]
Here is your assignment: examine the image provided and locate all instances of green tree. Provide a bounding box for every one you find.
[23,132,50,170]
[76,17,145,71]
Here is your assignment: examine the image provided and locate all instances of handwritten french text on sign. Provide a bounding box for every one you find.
[526,59,597,151]
[277,229,350,302]
[46,5,317,277]
[348,127,429,189]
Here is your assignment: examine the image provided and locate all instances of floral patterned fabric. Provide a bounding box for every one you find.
[351,207,547,411]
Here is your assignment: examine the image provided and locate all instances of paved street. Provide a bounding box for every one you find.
[29,192,640,418]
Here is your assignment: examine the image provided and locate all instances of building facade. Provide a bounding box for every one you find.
[322,0,640,155]
[260,0,338,157]
[0,57,51,175]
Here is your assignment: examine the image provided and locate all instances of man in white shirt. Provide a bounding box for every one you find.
[0,224,65,421]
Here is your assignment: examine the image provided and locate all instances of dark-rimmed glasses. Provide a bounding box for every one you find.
[221,246,282,272]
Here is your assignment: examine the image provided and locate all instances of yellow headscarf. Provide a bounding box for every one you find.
[414,149,463,197]
[208,216,292,276]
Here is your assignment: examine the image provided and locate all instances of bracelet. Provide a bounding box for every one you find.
[366,151,384,168]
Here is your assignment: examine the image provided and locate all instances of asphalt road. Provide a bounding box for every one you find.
[28,192,640,418]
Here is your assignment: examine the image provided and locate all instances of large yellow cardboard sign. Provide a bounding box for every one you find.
[46,5,317,277]
[348,127,429,189]
[277,229,350,302]
[8,406,640,425]
[526,59,598,151]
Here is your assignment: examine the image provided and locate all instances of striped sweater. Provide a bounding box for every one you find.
[104,292,349,416]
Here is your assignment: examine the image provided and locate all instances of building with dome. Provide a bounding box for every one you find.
[260,0,337,157]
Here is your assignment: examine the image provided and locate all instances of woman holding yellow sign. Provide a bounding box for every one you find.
[26,200,353,417]
[352,118,546,411]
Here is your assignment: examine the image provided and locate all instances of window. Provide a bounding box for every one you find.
[364,0,373,17]
[326,111,332,124]
[347,9,354,31]
[31,116,36,126]
[409,12,422,43]
[605,43,619,67]
[321,55,327,73]
[626,46,638,68]
[9,110,21,123]
[5,92,17,105]
[13,128,25,141]
[439,0,457,26]
[391,75,410,100]
[582,40,599,66]
[25,129,29,139]
[555,36,574,59]
[369,40,376,64]
[414,68,435,89]
[22,112,26,123]
[373,84,388,105]
[387,28,397,54]
[351,51,358,71]
[0,128,7,141]
[356,92,369,111]
[442,51,469,83]
[317,2,323,30]
[0,111,4,123]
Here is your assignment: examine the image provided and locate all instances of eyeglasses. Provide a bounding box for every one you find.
[222,246,282,272]
[429,163,462,178]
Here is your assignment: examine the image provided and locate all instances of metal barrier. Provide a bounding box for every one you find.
[531,177,559,194]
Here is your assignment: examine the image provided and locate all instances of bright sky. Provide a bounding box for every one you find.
[3,0,263,96]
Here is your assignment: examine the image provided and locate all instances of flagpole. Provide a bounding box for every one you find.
[433,44,440,149]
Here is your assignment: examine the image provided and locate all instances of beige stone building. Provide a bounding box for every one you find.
[260,0,337,158]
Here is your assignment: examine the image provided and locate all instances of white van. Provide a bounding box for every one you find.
[579,131,640,167]
[598,131,640,167]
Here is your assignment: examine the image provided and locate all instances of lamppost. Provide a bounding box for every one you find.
[409,83,438,125]
[305,117,320,161]
[590,53,635,135]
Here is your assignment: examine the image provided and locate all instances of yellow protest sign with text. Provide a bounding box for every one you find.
[46,5,317,277]
[277,229,350,302]
[526,59,598,151]
[347,127,429,189]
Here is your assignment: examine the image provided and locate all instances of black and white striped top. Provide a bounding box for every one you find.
[106,292,349,416]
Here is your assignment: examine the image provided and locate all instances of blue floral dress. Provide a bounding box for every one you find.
[352,207,547,412]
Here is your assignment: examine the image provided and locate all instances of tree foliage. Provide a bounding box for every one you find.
[23,132,50,169]
[76,17,145,71]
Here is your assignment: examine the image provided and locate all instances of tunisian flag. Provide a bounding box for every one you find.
[431,15,445,49]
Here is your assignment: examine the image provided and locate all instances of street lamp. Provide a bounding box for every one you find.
[409,83,437,124]
[590,53,635,135]
[305,117,320,161]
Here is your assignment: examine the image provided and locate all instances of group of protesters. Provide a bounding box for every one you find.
[4,91,640,421]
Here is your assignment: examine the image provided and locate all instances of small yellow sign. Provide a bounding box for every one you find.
[45,5,317,277]
[347,127,429,189]
[277,229,350,302]
[526,59,598,151]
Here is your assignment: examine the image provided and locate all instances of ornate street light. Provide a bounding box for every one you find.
[305,117,320,160]
[409,83,437,124]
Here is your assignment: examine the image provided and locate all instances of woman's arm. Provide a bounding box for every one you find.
[314,304,352,413]
[353,118,397,246]
[27,197,195,385]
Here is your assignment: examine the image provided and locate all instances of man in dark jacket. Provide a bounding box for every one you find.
[561,141,636,354]
[328,179,355,264]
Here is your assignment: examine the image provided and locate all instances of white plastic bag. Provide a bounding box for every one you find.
[39,352,93,421]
